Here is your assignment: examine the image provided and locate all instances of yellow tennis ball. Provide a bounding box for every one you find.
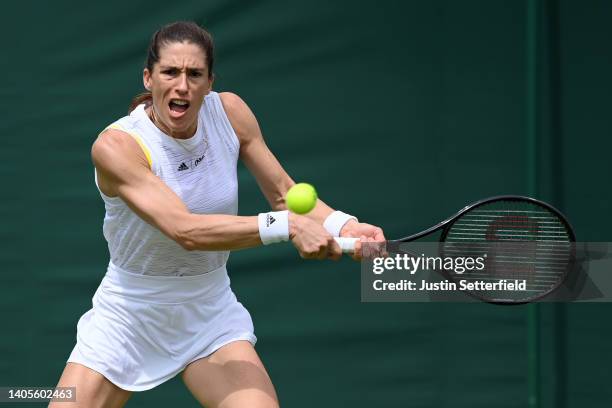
[286,183,318,214]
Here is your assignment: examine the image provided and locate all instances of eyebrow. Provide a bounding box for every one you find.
[159,65,205,71]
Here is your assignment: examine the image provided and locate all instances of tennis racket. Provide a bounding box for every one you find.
[333,195,576,304]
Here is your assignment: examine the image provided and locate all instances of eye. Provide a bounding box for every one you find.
[189,71,203,78]
[162,68,178,75]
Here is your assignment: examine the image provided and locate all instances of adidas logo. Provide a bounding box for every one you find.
[177,162,189,171]
[266,214,276,227]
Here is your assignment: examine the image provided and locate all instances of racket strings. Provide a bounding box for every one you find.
[442,200,572,302]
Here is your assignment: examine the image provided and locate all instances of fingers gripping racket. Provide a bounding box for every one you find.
[333,195,576,304]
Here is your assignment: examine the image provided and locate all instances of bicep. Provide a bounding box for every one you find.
[92,131,191,241]
[219,92,294,208]
[241,135,294,207]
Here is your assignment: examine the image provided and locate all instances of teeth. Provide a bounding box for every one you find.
[171,100,188,106]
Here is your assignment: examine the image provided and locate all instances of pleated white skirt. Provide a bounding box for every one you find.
[67,262,256,391]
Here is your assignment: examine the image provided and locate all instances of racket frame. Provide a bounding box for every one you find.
[390,195,576,304]
[393,195,576,244]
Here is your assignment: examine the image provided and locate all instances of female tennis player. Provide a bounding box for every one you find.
[50,21,385,408]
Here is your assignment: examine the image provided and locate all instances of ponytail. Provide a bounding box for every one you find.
[128,92,153,114]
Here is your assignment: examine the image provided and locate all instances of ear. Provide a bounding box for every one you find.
[143,68,152,91]
[207,73,215,92]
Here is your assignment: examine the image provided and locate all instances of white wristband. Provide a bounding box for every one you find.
[258,210,290,245]
[323,211,358,237]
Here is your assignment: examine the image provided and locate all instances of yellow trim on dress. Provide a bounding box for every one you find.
[105,123,153,169]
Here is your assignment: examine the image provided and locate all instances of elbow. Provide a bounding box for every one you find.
[177,235,198,251]
[172,218,200,251]
[171,214,229,251]
[173,219,217,251]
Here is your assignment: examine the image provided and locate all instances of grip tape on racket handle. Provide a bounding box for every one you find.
[333,237,358,253]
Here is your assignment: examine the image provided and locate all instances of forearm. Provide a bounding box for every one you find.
[303,199,334,224]
[176,213,262,251]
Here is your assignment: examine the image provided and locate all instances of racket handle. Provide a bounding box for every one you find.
[334,237,358,253]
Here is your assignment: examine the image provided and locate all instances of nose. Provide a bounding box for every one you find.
[176,72,188,94]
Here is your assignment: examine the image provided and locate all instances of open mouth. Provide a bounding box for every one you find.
[169,99,190,114]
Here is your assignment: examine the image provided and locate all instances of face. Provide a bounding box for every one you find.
[143,41,213,138]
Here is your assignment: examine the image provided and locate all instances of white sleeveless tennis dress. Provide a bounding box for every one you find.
[67,92,256,391]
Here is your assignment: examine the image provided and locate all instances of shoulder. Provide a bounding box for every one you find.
[218,92,261,144]
[218,91,249,116]
[92,128,149,171]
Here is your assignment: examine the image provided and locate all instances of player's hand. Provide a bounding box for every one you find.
[288,213,342,260]
[340,220,387,261]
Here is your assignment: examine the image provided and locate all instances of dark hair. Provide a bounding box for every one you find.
[129,21,215,113]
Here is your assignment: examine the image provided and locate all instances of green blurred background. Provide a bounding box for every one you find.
[1,0,611,407]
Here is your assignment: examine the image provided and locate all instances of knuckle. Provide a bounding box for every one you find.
[306,247,318,257]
